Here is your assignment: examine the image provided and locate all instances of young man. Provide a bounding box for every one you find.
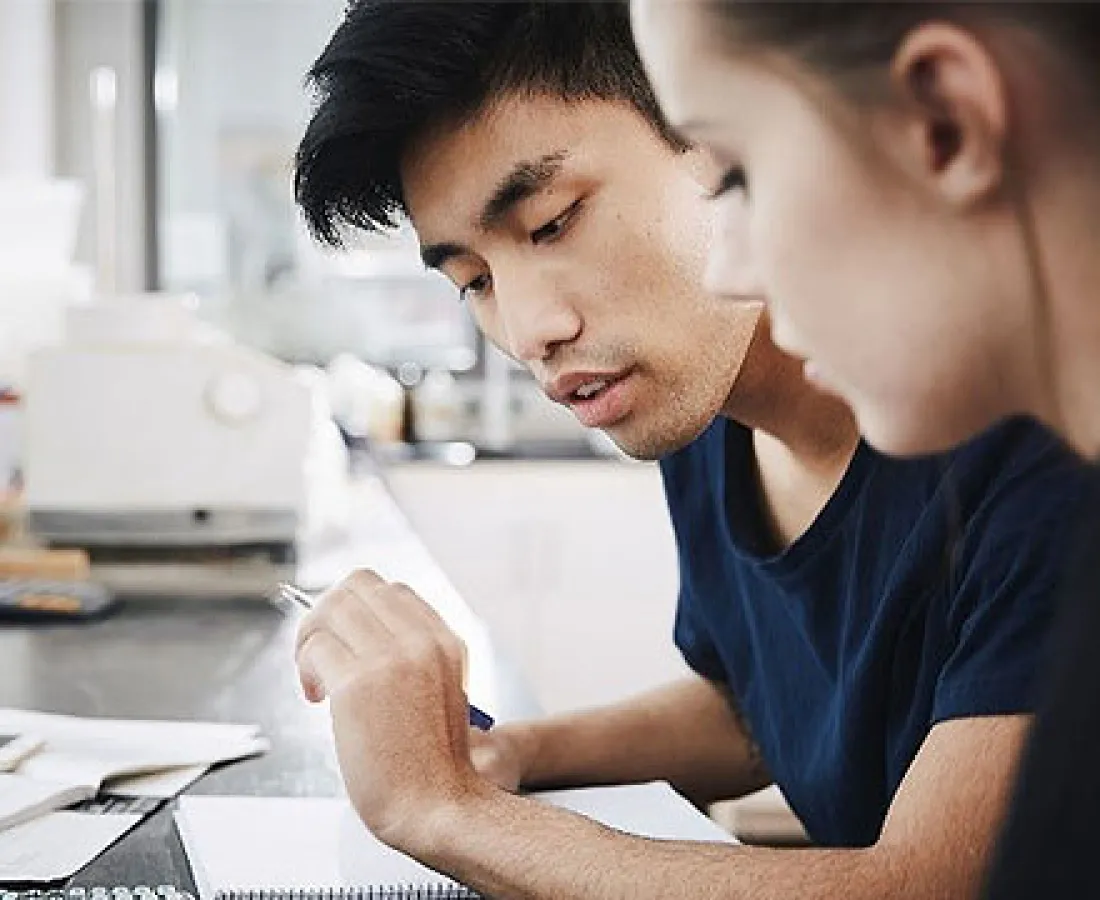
[291,4,1084,898]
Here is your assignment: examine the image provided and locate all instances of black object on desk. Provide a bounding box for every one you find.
[0,579,118,621]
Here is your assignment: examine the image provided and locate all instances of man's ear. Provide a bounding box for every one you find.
[888,22,1010,206]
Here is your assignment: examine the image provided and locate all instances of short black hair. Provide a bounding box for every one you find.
[294,0,686,247]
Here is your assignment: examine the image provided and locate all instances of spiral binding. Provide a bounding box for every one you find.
[213,890,480,900]
[2,887,479,900]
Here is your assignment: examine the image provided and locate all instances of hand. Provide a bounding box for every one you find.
[468,723,536,793]
[294,569,485,850]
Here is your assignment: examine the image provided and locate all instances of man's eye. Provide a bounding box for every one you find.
[459,273,491,303]
[709,166,748,200]
[531,199,582,245]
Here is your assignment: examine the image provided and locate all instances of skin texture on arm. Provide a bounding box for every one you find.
[471,675,771,807]
[422,714,1027,900]
[296,570,1029,900]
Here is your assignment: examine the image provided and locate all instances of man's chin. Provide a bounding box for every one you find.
[602,421,704,462]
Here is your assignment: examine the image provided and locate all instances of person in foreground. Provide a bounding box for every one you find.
[290,4,1085,898]
[629,1,1100,896]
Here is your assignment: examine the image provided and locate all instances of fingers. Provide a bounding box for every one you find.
[377,581,468,687]
[294,569,468,701]
[296,628,357,702]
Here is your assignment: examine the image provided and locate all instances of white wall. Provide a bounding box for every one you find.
[157,0,343,291]
[55,0,148,292]
[0,0,55,177]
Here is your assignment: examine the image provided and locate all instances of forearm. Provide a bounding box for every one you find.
[414,717,1020,900]
[508,676,770,804]
[417,786,973,900]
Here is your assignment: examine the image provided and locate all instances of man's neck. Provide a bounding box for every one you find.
[721,325,861,551]
[721,324,859,470]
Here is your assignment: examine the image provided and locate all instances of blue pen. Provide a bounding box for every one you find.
[278,582,495,731]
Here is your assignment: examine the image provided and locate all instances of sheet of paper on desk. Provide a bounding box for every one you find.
[0,809,141,883]
[0,708,268,786]
[0,784,204,884]
[0,708,268,836]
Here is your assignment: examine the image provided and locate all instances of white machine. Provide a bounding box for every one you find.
[22,296,348,597]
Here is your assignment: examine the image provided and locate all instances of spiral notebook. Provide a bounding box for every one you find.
[175,781,734,900]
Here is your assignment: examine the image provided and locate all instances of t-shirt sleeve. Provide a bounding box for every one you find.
[673,587,727,683]
[660,437,731,685]
[933,544,1061,722]
[932,444,1085,724]
[673,580,726,682]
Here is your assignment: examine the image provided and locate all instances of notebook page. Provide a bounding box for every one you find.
[175,781,735,899]
[534,781,736,844]
[176,796,461,896]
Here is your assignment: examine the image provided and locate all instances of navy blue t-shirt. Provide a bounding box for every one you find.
[660,416,1085,848]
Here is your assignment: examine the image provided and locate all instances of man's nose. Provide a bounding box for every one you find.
[497,273,583,364]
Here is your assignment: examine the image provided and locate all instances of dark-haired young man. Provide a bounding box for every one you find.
[291,4,1085,898]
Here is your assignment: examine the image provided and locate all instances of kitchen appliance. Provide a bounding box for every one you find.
[21,296,347,597]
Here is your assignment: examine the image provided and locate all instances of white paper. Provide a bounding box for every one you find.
[0,706,268,870]
[0,708,269,787]
[0,773,91,831]
[533,782,737,844]
[108,764,210,799]
[176,782,735,900]
[177,796,458,896]
[0,810,140,883]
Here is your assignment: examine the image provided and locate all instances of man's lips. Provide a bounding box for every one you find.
[544,369,630,406]
[544,369,635,428]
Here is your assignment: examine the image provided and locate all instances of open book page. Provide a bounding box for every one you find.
[109,764,209,799]
[0,709,267,841]
[0,708,268,789]
[0,773,93,833]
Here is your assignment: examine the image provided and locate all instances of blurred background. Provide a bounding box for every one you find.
[0,0,688,719]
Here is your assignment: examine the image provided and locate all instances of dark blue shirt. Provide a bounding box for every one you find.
[660,417,1085,847]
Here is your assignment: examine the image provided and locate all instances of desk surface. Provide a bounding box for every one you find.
[0,477,537,890]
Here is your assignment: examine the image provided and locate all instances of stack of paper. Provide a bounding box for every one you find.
[0,707,268,882]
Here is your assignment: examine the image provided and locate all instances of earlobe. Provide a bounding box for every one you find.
[891,22,1010,207]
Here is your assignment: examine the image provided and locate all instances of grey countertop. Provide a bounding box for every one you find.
[0,475,538,890]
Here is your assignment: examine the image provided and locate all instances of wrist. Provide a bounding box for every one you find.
[500,720,547,787]
[409,775,501,865]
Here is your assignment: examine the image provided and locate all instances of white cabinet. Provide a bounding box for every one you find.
[384,460,688,714]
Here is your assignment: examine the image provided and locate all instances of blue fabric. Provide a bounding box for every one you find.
[660,416,1086,848]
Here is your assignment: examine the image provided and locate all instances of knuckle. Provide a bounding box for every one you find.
[440,634,466,668]
[348,568,382,593]
[405,636,442,669]
[327,588,358,618]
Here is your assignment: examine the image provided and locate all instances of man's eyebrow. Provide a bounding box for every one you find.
[419,151,569,272]
[478,151,567,231]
